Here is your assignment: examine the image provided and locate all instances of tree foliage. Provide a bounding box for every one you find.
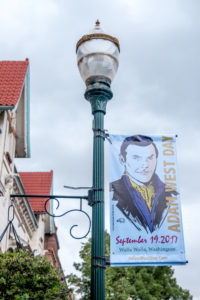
[67,232,192,300]
[0,249,70,300]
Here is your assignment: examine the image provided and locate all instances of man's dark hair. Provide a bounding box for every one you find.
[120,135,158,160]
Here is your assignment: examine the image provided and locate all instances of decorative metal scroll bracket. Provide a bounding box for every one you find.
[9,193,92,240]
[0,198,23,248]
[44,196,91,240]
[6,185,103,242]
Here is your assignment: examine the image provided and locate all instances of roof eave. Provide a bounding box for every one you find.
[15,64,31,158]
[0,106,15,110]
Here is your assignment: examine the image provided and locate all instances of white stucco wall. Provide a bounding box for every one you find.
[0,110,16,252]
[29,214,47,255]
[0,107,41,253]
[0,102,50,256]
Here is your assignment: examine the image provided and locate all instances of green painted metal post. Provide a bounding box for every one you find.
[85,78,113,300]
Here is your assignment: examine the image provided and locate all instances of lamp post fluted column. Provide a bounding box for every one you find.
[85,78,113,299]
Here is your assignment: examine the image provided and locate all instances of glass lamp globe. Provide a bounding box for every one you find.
[76,20,120,85]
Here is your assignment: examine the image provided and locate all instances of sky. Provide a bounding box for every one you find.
[0,0,199,298]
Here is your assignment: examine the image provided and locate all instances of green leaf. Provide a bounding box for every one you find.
[0,250,70,299]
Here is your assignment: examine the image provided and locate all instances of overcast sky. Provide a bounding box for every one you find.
[0,0,199,298]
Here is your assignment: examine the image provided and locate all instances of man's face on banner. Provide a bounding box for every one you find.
[124,144,157,184]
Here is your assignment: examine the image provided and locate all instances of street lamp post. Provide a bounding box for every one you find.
[76,21,120,299]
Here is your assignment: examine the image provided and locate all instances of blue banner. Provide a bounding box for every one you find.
[110,134,186,266]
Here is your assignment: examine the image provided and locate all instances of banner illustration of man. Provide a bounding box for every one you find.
[110,135,177,233]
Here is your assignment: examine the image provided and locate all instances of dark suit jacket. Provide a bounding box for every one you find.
[110,174,176,233]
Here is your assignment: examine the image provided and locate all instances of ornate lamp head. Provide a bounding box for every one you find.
[76,20,120,86]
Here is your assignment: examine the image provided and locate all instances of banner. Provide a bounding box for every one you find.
[110,134,186,266]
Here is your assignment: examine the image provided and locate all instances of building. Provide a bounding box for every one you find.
[20,171,61,267]
[0,60,60,268]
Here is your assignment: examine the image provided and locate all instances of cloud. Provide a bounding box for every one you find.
[1,0,198,297]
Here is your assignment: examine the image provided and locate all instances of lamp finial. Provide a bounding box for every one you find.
[96,19,100,27]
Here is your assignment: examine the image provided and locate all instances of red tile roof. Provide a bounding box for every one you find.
[0,59,29,107]
[19,171,53,213]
